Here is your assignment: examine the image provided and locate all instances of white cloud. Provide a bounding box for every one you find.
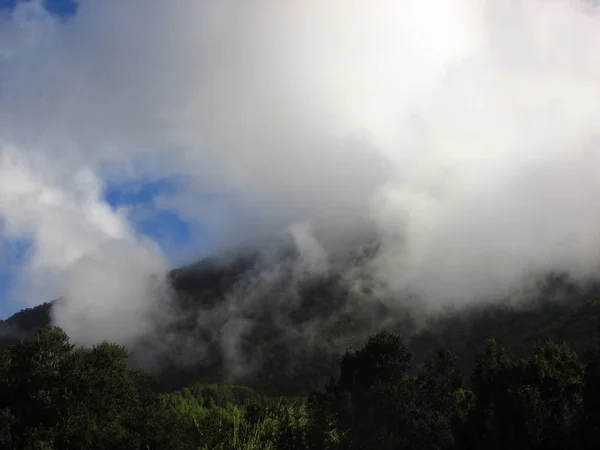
[0,143,167,344]
[1,0,600,347]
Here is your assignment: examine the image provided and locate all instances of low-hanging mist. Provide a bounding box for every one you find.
[2,0,600,376]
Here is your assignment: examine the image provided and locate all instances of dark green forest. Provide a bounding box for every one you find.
[3,256,600,448]
[4,324,600,449]
[3,257,600,399]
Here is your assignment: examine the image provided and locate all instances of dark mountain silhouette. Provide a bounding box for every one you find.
[1,247,599,397]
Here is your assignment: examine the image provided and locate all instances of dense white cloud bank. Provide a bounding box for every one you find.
[1,0,600,345]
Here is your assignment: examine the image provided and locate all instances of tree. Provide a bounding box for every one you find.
[0,326,182,450]
[310,331,462,450]
[462,338,583,450]
[580,321,600,447]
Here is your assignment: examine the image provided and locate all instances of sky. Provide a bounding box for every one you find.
[2,0,600,349]
[0,0,204,318]
[0,0,71,316]
[0,0,76,18]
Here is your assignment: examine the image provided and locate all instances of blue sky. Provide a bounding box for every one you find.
[0,1,200,319]
[0,0,77,17]
[0,237,34,318]
[0,174,199,319]
[102,177,201,261]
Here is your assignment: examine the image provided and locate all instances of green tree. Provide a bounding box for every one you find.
[310,331,462,450]
[462,338,583,450]
[0,326,182,450]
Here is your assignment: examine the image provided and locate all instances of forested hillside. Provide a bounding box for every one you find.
[4,325,600,449]
[2,253,600,399]
[2,254,600,448]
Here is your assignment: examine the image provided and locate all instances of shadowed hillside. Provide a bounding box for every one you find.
[2,252,600,397]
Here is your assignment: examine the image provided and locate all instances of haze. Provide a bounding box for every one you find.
[1,0,600,347]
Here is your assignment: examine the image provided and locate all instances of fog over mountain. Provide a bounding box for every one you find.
[2,0,600,375]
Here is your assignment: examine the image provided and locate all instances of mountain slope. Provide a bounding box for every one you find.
[1,252,599,397]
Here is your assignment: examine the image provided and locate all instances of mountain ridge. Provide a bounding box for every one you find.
[2,250,599,397]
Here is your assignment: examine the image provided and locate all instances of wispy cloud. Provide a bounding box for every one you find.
[1,0,600,350]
